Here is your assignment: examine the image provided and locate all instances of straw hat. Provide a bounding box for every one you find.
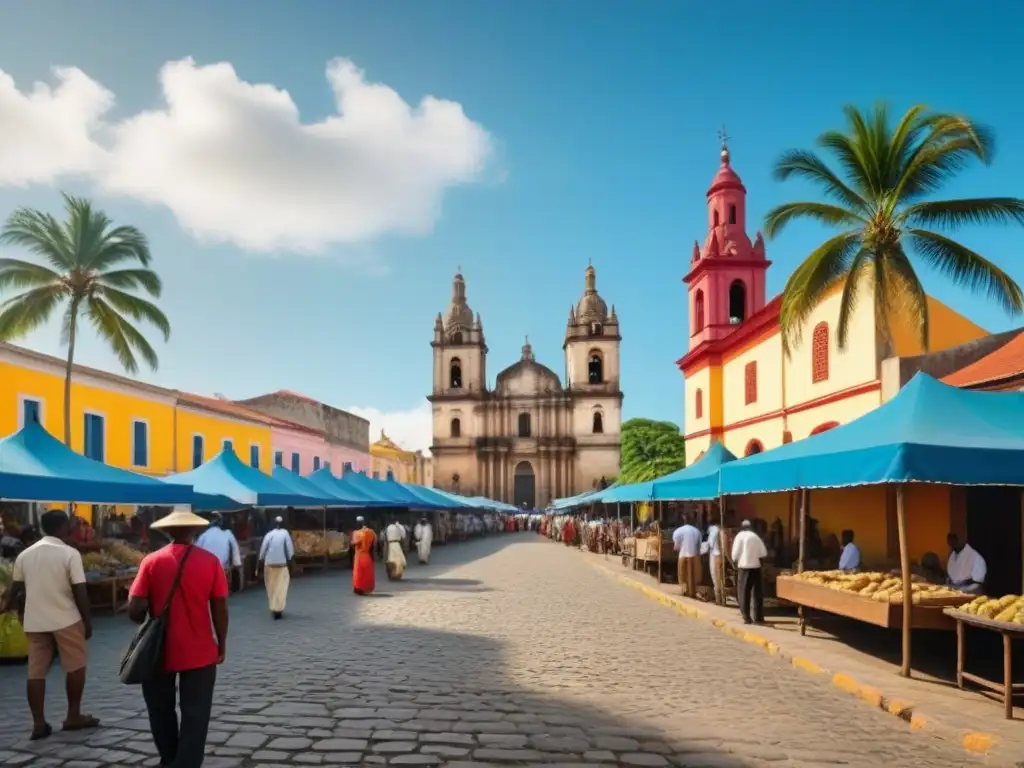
[151,507,211,530]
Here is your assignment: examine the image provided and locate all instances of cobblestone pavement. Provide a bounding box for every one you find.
[0,535,1004,767]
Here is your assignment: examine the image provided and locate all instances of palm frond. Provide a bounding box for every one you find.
[907,228,1024,315]
[0,258,64,292]
[94,285,171,340]
[86,225,152,271]
[895,114,995,202]
[770,150,870,213]
[779,231,861,354]
[96,267,163,297]
[85,296,158,373]
[900,198,1024,231]
[883,247,930,352]
[0,284,66,341]
[763,202,867,239]
[834,249,870,348]
[0,208,74,272]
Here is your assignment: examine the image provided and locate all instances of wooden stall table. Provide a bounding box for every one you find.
[776,576,971,630]
[944,608,1024,720]
[621,537,636,570]
[85,570,136,613]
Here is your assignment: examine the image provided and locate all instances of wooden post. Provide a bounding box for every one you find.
[1003,632,1013,720]
[718,496,726,605]
[657,501,663,584]
[896,484,912,678]
[798,488,808,636]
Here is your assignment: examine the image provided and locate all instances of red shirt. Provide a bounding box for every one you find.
[129,543,228,672]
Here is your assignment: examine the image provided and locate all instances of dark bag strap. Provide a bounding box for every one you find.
[158,545,194,618]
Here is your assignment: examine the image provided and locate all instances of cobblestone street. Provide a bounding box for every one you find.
[0,535,1003,767]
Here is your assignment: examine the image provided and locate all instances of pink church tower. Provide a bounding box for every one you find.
[684,135,771,350]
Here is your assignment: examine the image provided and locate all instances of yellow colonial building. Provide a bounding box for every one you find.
[369,430,431,485]
[0,342,276,521]
[679,144,987,462]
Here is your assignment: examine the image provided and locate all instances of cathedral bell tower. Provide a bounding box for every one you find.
[564,262,620,391]
[432,270,487,396]
[684,137,771,350]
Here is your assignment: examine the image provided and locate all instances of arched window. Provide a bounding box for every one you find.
[811,421,839,436]
[451,332,463,344]
[729,280,746,324]
[387,469,394,481]
[728,204,737,225]
[450,417,461,438]
[518,412,532,438]
[450,357,462,389]
[744,361,758,405]
[592,411,604,434]
[694,290,705,333]
[695,388,703,419]
[713,210,720,227]
[744,439,764,457]
[588,351,604,384]
[812,322,830,383]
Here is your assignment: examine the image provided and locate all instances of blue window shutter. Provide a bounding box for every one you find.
[291,453,300,472]
[250,444,260,469]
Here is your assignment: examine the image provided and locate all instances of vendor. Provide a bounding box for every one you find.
[68,513,97,548]
[946,533,986,595]
[838,530,860,572]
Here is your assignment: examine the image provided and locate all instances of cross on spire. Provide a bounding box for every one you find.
[717,125,730,149]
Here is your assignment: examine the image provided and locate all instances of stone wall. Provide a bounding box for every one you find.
[238,392,370,452]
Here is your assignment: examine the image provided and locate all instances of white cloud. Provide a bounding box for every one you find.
[347,402,433,455]
[0,59,494,252]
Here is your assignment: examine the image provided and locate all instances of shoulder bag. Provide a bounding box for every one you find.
[119,545,193,685]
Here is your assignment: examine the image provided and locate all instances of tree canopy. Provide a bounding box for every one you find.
[618,418,687,484]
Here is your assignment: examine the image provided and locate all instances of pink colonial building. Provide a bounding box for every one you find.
[236,390,371,476]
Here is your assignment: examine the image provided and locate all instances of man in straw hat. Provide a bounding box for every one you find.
[128,506,229,768]
[257,516,295,619]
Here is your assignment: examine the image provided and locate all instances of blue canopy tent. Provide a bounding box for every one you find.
[380,477,446,509]
[167,450,322,507]
[399,482,471,509]
[305,469,389,507]
[339,472,409,507]
[717,373,1024,678]
[652,441,738,501]
[271,467,343,505]
[719,374,1024,495]
[0,422,194,505]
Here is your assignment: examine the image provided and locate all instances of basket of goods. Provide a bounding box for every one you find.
[324,531,350,558]
[791,570,970,604]
[956,595,1024,625]
[80,541,144,579]
[293,531,329,558]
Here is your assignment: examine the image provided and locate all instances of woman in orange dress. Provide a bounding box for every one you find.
[352,517,377,595]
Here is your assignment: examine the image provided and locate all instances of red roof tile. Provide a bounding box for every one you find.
[941,330,1024,389]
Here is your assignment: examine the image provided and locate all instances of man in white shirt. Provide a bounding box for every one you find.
[672,517,703,599]
[257,517,295,619]
[385,518,408,580]
[946,533,987,595]
[706,520,724,605]
[196,514,243,591]
[838,529,861,572]
[731,520,768,624]
[413,517,433,565]
[9,510,97,740]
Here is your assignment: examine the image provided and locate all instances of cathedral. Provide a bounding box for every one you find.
[429,266,623,509]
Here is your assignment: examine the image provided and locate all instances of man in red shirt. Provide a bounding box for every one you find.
[128,508,229,768]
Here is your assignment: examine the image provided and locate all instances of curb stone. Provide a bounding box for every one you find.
[586,558,1005,760]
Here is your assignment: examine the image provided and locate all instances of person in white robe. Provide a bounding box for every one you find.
[258,516,294,619]
[946,533,986,595]
[414,517,433,564]
[385,519,407,580]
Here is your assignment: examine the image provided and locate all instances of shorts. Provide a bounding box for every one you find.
[26,622,87,680]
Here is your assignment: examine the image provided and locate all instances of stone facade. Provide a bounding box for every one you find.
[429,268,622,509]
[237,390,371,456]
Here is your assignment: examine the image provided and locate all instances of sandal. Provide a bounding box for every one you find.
[62,715,100,732]
[30,723,52,740]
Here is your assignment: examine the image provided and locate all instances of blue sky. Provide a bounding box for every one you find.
[2,1,1023,450]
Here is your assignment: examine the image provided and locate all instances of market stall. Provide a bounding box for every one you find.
[719,373,1024,678]
[946,596,1024,719]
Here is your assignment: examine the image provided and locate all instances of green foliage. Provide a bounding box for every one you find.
[0,194,170,444]
[618,418,687,484]
[765,103,1024,355]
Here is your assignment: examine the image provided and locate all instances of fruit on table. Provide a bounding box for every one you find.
[791,570,968,604]
[959,595,1024,624]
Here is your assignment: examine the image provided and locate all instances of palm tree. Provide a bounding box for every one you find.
[0,194,170,446]
[764,104,1024,355]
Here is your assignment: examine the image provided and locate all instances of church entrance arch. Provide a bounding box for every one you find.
[513,461,536,509]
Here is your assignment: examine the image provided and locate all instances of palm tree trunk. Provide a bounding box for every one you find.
[63,307,78,447]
